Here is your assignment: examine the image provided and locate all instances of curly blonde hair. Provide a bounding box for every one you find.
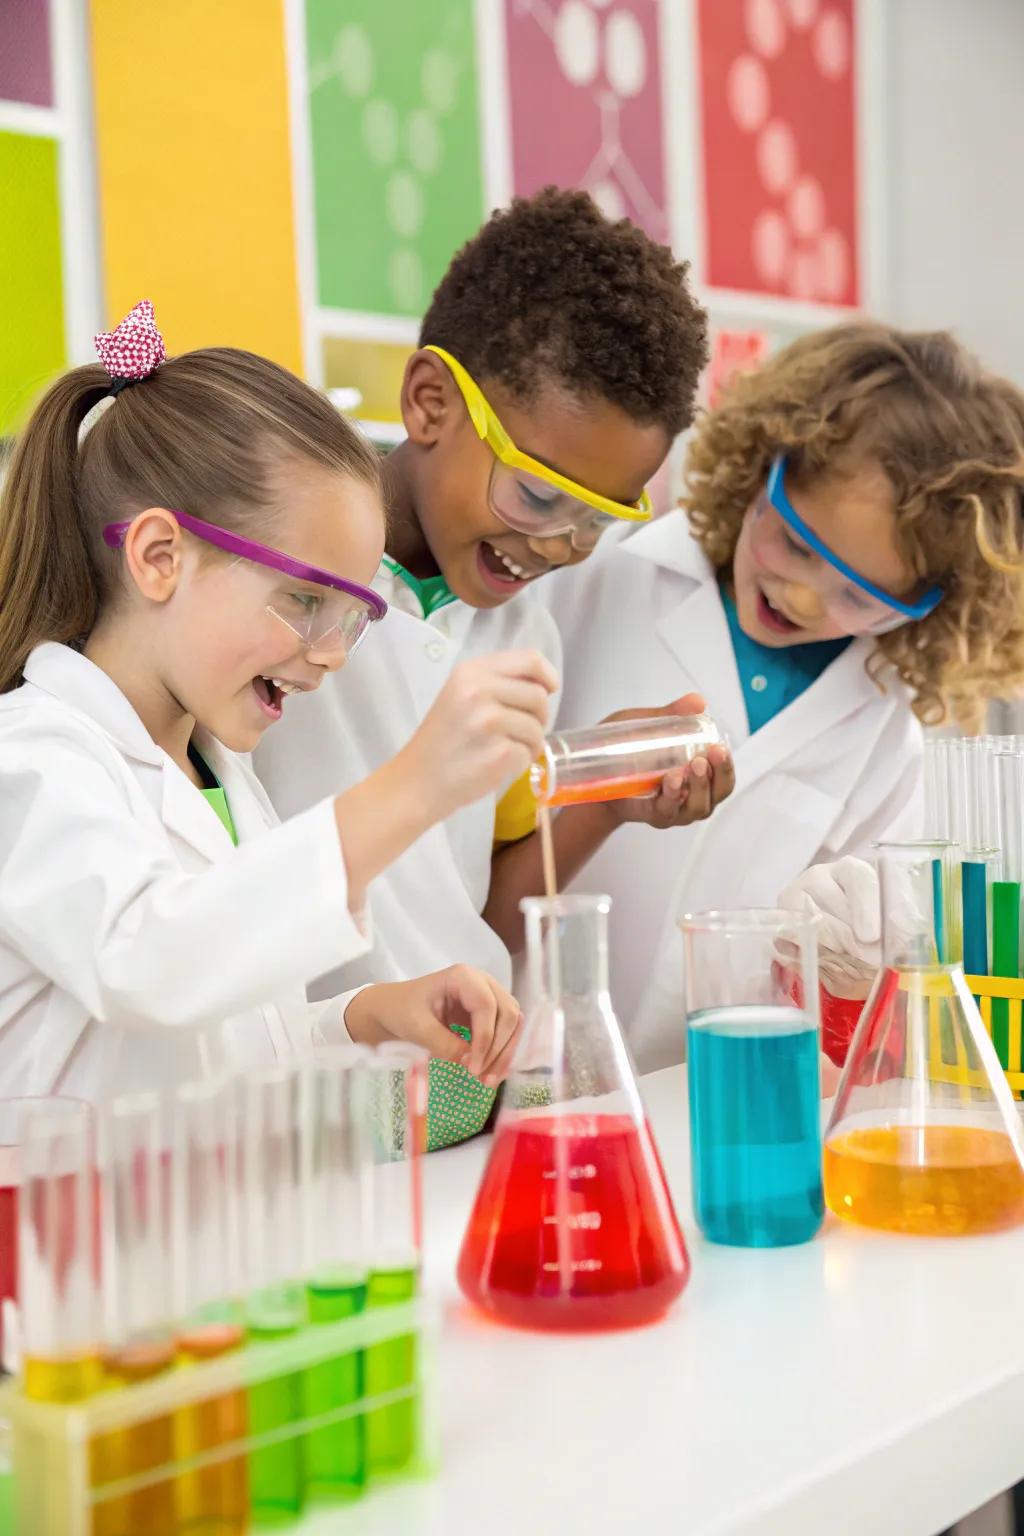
[684,322,1024,725]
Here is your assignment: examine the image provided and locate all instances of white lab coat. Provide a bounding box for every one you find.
[255,560,562,998]
[0,644,370,1102]
[539,516,924,1070]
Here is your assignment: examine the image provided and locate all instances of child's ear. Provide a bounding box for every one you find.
[401,349,456,447]
[123,508,187,604]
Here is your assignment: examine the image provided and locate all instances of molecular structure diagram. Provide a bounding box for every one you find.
[727,0,854,304]
[309,15,467,313]
[518,0,666,239]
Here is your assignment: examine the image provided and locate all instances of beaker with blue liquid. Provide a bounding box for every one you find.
[681,909,824,1248]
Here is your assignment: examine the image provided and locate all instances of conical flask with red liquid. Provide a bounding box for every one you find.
[824,840,1024,1236]
[457,894,689,1331]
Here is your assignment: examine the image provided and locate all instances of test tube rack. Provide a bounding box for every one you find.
[922,736,1024,1090]
[1,1296,438,1536]
[933,973,1024,1101]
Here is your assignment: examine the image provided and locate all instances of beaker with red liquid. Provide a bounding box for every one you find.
[457,895,689,1331]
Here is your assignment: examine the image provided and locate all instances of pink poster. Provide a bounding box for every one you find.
[503,0,669,243]
[696,0,860,307]
[704,327,770,409]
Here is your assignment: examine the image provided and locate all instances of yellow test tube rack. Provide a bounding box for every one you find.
[926,974,1024,1100]
[2,1296,438,1536]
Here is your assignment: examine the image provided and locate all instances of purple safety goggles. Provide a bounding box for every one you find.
[103,510,387,658]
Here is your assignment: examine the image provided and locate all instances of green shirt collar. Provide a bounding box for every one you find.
[382,555,457,618]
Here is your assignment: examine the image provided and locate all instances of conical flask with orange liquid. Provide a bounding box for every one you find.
[824,840,1024,1236]
[457,894,689,1331]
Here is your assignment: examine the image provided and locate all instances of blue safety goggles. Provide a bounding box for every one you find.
[754,455,944,635]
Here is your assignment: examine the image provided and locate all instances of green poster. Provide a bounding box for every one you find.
[0,131,65,435]
[306,0,484,318]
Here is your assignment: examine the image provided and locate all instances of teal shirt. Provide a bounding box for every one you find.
[721,583,851,735]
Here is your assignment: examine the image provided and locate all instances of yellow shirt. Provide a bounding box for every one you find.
[494,769,538,845]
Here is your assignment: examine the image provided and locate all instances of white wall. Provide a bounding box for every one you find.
[882,0,1024,386]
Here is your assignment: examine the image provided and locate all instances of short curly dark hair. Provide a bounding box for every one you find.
[420,187,708,437]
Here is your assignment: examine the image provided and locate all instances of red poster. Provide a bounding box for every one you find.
[704,327,770,409]
[503,0,669,243]
[696,0,859,306]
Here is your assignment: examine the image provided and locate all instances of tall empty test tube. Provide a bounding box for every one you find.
[94,1092,176,1536]
[243,1065,306,1522]
[18,1098,100,1404]
[173,1077,247,1533]
[302,1046,371,1502]
[923,737,946,839]
[357,1044,428,1477]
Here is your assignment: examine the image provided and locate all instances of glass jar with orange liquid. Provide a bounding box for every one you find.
[531,713,724,810]
[823,840,1024,1236]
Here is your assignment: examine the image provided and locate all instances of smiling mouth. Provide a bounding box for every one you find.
[478,541,547,586]
[757,585,804,635]
[252,675,307,721]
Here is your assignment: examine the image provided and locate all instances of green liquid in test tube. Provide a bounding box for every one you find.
[356,1044,428,1476]
[301,1047,372,1502]
[992,751,1024,1067]
[242,1065,306,1525]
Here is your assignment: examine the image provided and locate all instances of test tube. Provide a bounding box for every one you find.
[957,738,999,981]
[532,714,724,809]
[0,1094,86,1375]
[301,1046,372,1500]
[964,738,999,854]
[173,1077,244,1350]
[172,1077,247,1531]
[991,752,1024,1065]
[357,1044,428,1476]
[101,1092,174,1380]
[923,737,945,839]
[17,1098,100,1402]
[94,1091,176,1536]
[946,740,969,848]
[0,1101,21,1375]
[242,1064,305,1522]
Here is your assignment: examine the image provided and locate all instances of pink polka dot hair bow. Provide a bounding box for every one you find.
[94,299,167,395]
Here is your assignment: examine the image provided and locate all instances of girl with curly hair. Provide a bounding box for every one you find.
[544,322,1024,1071]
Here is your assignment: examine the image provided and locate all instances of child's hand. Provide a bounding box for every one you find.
[406,650,558,822]
[344,965,523,1086]
[599,693,735,829]
[778,857,881,990]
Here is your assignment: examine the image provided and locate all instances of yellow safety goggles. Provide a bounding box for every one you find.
[425,345,653,549]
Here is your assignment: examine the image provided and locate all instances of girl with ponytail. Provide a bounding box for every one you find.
[0,302,554,1101]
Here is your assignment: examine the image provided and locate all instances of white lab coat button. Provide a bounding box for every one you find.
[426,640,445,661]
[751,674,768,692]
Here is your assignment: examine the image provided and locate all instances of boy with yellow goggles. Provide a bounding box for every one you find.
[256,190,729,1154]
[424,345,653,549]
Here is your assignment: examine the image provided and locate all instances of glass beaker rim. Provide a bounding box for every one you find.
[678,906,820,935]
[872,838,958,853]
[519,893,612,918]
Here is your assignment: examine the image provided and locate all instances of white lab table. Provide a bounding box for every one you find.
[318,1067,1024,1536]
